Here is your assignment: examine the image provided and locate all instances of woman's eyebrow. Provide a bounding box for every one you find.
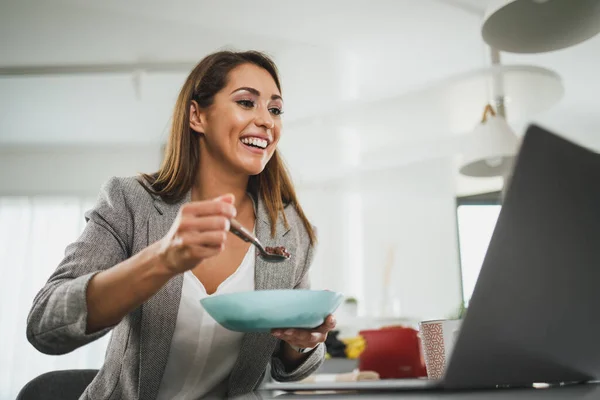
[231,87,283,102]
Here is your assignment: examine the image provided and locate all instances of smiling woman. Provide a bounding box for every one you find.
[25,51,333,400]
[142,53,314,242]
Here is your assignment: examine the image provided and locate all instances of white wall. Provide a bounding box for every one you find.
[0,144,162,196]
[299,157,463,322]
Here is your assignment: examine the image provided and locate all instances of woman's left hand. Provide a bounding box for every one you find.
[272,315,336,349]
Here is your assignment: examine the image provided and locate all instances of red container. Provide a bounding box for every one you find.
[358,326,427,379]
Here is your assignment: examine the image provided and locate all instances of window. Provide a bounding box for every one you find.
[0,196,109,399]
[456,193,501,305]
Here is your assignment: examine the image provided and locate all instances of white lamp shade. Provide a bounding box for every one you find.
[482,0,600,53]
[460,115,520,177]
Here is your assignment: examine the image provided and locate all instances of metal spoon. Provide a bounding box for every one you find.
[229,218,290,263]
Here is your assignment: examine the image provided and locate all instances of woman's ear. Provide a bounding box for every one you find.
[189,100,206,134]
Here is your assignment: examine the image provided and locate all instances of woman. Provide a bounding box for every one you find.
[26,50,335,399]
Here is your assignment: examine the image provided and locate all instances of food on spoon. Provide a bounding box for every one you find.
[264,246,291,258]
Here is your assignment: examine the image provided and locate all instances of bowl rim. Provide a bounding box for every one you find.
[200,289,343,303]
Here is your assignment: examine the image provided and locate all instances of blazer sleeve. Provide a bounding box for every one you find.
[270,229,326,382]
[26,177,133,355]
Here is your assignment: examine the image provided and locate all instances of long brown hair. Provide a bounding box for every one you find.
[141,50,315,244]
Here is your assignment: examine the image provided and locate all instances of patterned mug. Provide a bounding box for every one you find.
[418,319,462,380]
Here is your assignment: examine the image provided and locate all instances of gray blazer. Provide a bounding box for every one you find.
[26,176,324,399]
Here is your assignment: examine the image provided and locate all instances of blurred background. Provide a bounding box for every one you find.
[1,0,599,397]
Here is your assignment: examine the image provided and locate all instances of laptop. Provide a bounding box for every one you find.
[264,124,600,392]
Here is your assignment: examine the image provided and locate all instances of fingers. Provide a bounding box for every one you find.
[272,329,324,348]
[160,194,238,274]
[177,195,237,238]
[216,193,235,204]
[181,196,237,219]
[271,315,336,347]
[176,231,227,249]
[316,314,337,333]
[179,216,231,233]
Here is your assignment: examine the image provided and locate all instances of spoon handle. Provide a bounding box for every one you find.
[229,218,261,248]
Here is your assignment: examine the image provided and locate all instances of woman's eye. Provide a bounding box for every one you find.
[269,108,284,116]
[237,100,255,108]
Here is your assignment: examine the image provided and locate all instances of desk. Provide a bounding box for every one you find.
[233,382,600,399]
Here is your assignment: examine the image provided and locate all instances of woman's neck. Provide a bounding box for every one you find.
[192,154,252,212]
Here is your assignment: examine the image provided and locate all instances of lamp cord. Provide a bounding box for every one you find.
[481,104,497,123]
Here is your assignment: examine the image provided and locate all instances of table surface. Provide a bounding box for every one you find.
[232,382,600,399]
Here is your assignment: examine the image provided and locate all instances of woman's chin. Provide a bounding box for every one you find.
[236,162,267,177]
[234,154,270,176]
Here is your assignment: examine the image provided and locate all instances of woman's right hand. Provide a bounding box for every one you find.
[156,194,236,275]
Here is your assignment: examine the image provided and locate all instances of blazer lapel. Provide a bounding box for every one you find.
[138,191,190,400]
[253,196,295,291]
[228,197,295,396]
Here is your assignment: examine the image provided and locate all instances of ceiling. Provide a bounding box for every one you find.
[1,0,599,193]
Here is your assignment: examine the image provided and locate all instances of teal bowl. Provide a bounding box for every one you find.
[200,289,344,332]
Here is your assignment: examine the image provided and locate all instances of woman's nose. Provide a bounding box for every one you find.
[255,108,275,130]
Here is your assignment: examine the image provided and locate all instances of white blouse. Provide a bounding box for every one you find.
[156,245,255,400]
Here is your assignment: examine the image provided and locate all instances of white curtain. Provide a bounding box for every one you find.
[0,196,110,399]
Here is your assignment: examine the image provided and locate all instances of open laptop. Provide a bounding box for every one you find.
[264,124,600,392]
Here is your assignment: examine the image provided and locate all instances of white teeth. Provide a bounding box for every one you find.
[241,137,268,149]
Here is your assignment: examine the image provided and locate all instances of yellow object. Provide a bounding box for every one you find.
[342,335,366,359]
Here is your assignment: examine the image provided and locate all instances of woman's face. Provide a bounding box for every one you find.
[192,63,283,176]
